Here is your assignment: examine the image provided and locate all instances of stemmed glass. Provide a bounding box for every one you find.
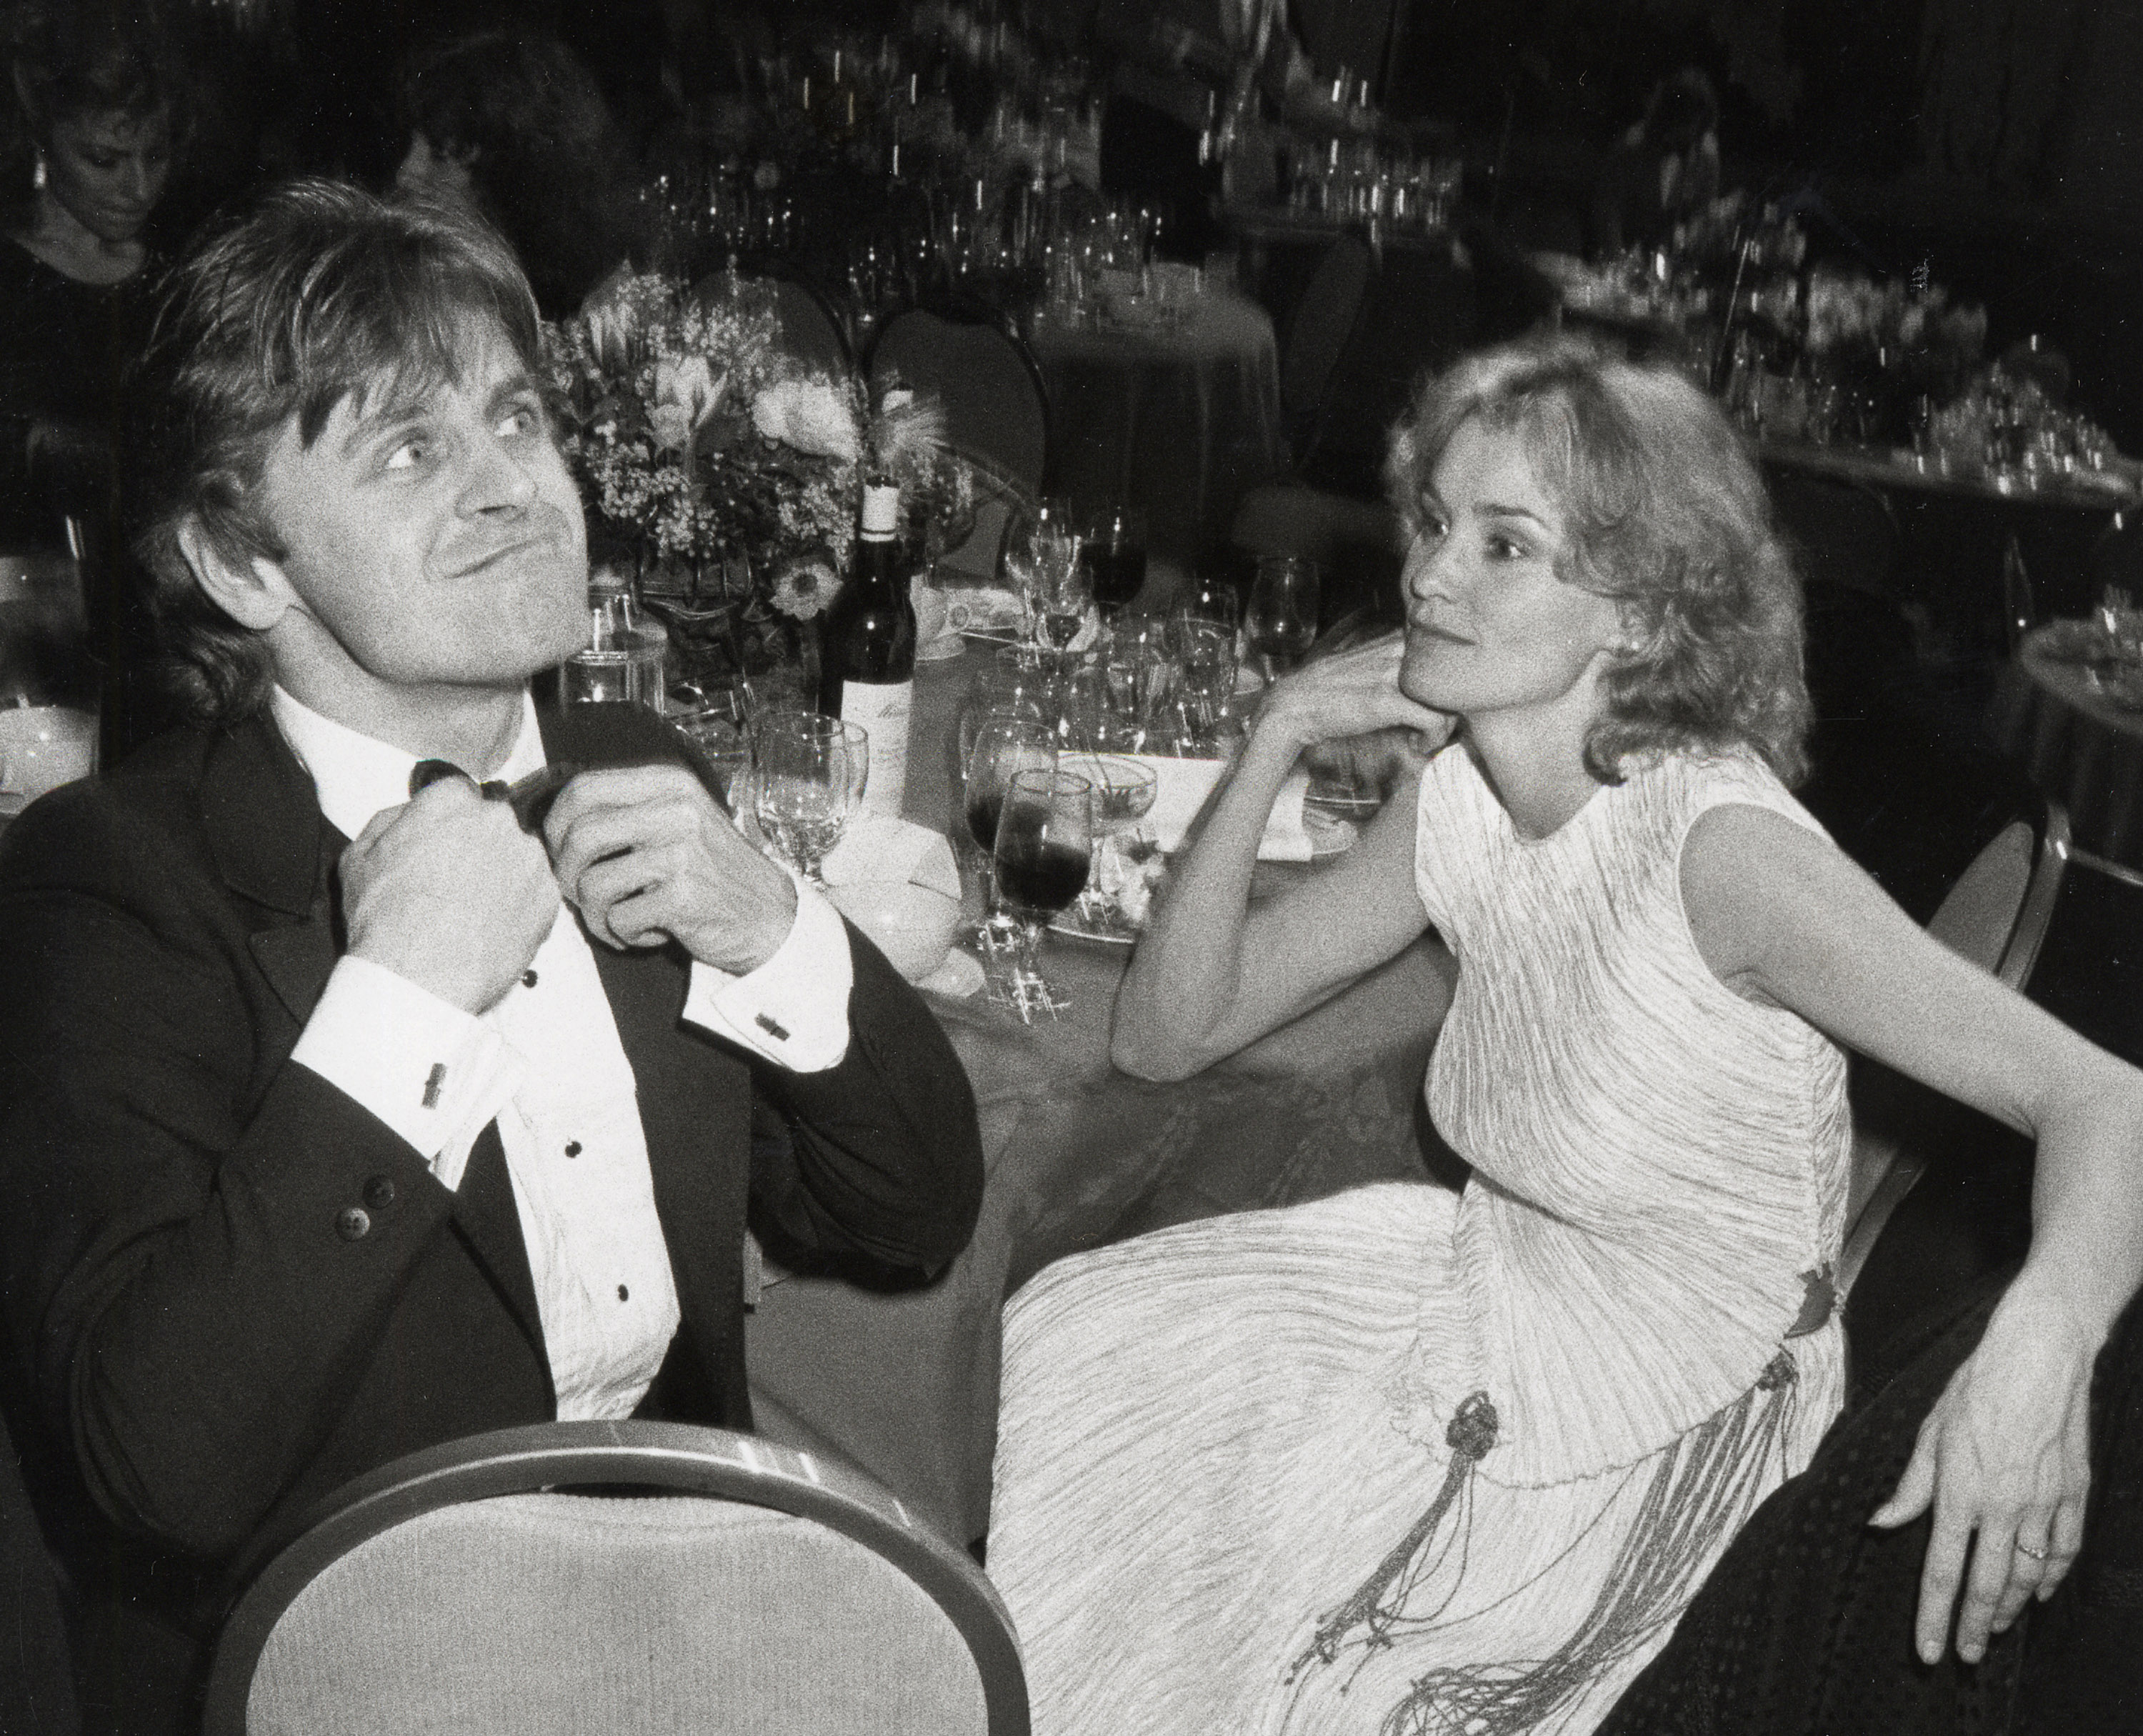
[669,675,754,811]
[1244,555,1320,678]
[1169,587,1240,743]
[1060,752,1157,926]
[963,710,1058,948]
[1001,500,1074,644]
[991,767,1094,1019]
[1033,526,1089,667]
[751,712,868,887]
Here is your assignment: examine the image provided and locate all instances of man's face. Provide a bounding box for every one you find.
[249,318,589,703]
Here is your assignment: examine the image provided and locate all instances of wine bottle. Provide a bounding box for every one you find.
[819,481,916,819]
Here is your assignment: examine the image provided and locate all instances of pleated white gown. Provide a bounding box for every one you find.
[990,749,1854,1736]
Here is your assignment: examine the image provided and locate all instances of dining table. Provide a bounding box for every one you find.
[1024,288,1285,567]
[742,639,1457,1550]
[1988,622,2143,877]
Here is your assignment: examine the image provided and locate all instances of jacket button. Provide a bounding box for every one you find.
[363,1175,397,1210]
[335,1206,372,1242]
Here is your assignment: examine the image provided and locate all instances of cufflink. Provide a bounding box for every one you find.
[754,1013,790,1042]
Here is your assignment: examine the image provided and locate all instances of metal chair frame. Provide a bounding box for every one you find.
[865,304,1051,499]
[201,1420,1029,1736]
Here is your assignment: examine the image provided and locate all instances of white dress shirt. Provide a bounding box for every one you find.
[277,687,854,1420]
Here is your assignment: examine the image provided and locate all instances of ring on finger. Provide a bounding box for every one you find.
[2014,1539,2050,1562]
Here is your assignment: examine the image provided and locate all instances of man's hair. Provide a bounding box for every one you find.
[1386,334,1810,787]
[128,178,545,722]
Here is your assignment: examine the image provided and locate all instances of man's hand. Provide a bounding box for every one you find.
[342,776,561,1014]
[544,765,798,974]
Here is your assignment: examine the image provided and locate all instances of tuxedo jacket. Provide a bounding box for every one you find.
[0,702,984,1694]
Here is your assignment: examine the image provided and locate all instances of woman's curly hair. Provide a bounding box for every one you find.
[1386,334,1810,787]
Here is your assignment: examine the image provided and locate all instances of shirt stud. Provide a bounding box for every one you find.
[564,1140,582,1158]
[521,969,538,989]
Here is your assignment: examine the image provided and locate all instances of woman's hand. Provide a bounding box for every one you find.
[1254,631,1454,762]
[1869,1273,2097,1664]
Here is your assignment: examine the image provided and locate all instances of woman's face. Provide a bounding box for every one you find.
[394,133,478,208]
[43,104,172,244]
[1396,416,1627,723]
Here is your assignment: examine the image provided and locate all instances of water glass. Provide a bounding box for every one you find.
[562,614,669,711]
[669,676,754,810]
[751,712,868,886]
[1245,555,1320,677]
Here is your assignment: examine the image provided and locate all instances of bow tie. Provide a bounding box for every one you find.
[408,759,581,833]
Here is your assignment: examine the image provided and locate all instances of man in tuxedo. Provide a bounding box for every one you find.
[0,181,984,1734]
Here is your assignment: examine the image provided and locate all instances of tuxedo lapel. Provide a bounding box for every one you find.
[204,712,551,1364]
[452,1127,549,1375]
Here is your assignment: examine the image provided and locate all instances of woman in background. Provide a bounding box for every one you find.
[989,336,2143,1733]
[391,30,649,319]
[0,0,179,542]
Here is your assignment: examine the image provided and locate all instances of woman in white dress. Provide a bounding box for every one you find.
[987,338,2143,1735]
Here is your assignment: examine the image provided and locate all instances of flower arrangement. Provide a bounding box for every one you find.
[543,272,971,696]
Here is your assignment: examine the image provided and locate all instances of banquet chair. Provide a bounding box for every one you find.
[868,307,1048,587]
[689,271,854,379]
[201,1421,1029,1736]
[1837,794,2069,1297]
[1276,235,1373,468]
[2002,533,2037,654]
[868,306,1049,497]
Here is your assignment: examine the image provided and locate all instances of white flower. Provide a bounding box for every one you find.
[771,556,840,619]
[651,354,725,452]
[752,379,859,463]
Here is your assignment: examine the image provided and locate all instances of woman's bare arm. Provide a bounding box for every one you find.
[1112,634,1451,1080]
[1682,804,2143,1667]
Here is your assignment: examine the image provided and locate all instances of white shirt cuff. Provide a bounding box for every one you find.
[681,877,853,1073]
[289,955,525,1189]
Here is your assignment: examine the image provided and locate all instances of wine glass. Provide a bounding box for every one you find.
[1000,499,1075,644]
[669,676,755,811]
[1244,555,1320,677]
[1169,602,1239,742]
[751,712,868,887]
[963,709,1058,947]
[991,766,1094,1019]
[1059,752,1157,924]
[1079,506,1149,617]
[1030,524,1089,666]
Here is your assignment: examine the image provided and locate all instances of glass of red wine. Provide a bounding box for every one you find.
[1079,506,1149,617]
[991,766,1094,1019]
[962,710,1057,947]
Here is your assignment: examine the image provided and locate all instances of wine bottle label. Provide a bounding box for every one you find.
[841,679,913,818]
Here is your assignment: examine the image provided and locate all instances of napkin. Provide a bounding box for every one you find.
[1134,757,1347,862]
[927,583,1025,638]
[821,815,964,982]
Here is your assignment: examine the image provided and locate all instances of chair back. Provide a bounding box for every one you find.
[2002,534,2037,655]
[764,274,855,376]
[1838,799,2069,1294]
[1766,469,1902,604]
[1278,236,1372,426]
[868,308,1049,498]
[203,1422,1027,1736]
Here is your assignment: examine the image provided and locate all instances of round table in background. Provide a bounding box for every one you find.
[1990,626,2143,877]
[1027,290,1284,565]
